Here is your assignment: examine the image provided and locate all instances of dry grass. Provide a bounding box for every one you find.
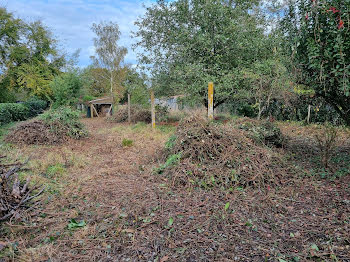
[0,118,170,261]
[0,117,349,262]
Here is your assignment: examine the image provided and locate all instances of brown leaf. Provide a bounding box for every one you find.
[160,256,169,262]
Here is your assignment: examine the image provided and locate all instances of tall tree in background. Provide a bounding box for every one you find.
[90,21,128,101]
[134,0,272,108]
[282,0,350,125]
[0,8,65,101]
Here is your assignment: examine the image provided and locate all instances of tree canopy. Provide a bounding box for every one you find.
[134,0,274,108]
[282,0,350,125]
[0,8,65,101]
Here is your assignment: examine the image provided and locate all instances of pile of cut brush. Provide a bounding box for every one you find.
[5,107,87,145]
[159,114,287,189]
[109,105,152,124]
[5,120,64,145]
[0,156,44,222]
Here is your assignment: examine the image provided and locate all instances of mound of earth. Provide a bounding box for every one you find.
[5,120,65,145]
[160,114,287,189]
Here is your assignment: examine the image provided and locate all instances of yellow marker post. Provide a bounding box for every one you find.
[151,90,156,129]
[208,82,214,120]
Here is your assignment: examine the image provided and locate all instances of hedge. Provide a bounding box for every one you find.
[0,99,48,125]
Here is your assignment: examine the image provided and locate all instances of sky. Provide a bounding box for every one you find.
[1,0,154,67]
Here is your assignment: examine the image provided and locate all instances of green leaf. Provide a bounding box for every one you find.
[168,217,174,227]
[224,202,230,212]
[68,219,86,230]
[311,244,319,251]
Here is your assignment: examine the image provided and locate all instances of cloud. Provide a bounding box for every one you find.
[1,0,154,67]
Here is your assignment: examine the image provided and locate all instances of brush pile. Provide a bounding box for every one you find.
[0,156,44,222]
[5,120,64,145]
[234,118,285,147]
[109,105,152,123]
[161,114,285,189]
[5,107,87,145]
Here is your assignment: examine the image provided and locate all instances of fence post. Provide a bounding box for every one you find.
[307,104,311,124]
[208,82,214,120]
[151,90,156,129]
[128,93,131,124]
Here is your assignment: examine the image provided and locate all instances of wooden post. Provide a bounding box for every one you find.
[151,90,156,129]
[90,104,93,118]
[128,93,131,124]
[307,104,311,124]
[208,82,214,120]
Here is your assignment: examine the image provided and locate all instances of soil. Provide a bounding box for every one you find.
[0,118,349,262]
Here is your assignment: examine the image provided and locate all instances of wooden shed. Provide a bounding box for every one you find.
[87,97,113,118]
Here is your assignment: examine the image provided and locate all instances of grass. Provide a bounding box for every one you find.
[0,122,17,141]
[0,117,349,261]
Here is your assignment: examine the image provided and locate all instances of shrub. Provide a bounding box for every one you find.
[51,71,84,108]
[235,119,285,147]
[122,138,133,147]
[24,99,47,118]
[314,125,338,169]
[0,99,47,125]
[0,103,27,124]
[40,106,88,139]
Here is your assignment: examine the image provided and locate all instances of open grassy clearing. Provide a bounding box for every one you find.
[0,117,349,262]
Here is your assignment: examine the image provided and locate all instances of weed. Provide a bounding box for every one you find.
[155,153,181,174]
[122,138,133,147]
[314,124,338,169]
[46,164,66,178]
[165,135,177,150]
[67,219,86,230]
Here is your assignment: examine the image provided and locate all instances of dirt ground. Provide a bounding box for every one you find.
[0,118,171,261]
[0,118,349,262]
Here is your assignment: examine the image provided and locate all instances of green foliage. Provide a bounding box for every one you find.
[122,138,133,147]
[23,98,47,118]
[134,0,271,107]
[155,153,181,174]
[40,107,87,139]
[51,70,85,108]
[238,120,285,147]
[67,219,86,230]
[0,99,47,125]
[0,7,65,100]
[90,21,128,101]
[282,0,350,125]
[165,135,177,150]
[82,95,96,102]
[46,164,66,178]
[121,68,150,107]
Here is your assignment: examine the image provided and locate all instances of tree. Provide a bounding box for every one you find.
[50,70,86,108]
[134,0,270,108]
[282,0,350,125]
[90,21,128,102]
[122,67,150,106]
[0,8,65,100]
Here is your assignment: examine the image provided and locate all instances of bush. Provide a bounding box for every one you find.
[0,103,27,124]
[40,106,87,139]
[235,119,285,147]
[51,71,84,108]
[0,99,47,125]
[24,99,47,118]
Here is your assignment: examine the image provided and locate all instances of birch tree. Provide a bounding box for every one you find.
[90,21,128,101]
